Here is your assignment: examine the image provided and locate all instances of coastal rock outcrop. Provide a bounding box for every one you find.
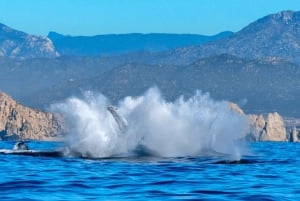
[229,102,288,142]
[247,112,287,142]
[229,102,245,115]
[289,127,299,142]
[0,92,64,140]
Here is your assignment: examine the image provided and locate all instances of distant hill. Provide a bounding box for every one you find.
[25,54,300,117]
[0,56,123,101]
[0,23,59,58]
[48,31,233,56]
[160,10,300,65]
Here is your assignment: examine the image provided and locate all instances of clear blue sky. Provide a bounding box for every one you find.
[0,0,300,36]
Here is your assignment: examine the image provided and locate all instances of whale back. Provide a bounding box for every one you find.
[13,141,29,151]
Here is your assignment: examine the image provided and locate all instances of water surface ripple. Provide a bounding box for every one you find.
[0,142,299,200]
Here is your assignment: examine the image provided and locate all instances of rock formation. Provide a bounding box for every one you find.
[246,114,266,141]
[247,112,287,142]
[0,23,59,59]
[0,92,64,140]
[289,127,299,142]
[229,102,245,115]
[230,103,288,142]
[261,113,287,141]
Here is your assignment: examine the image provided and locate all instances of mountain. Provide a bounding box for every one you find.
[0,23,59,58]
[1,10,300,118]
[164,10,300,65]
[48,31,233,56]
[0,56,123,101]
[25,54,300,117]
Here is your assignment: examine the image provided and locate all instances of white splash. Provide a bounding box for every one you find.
[50,88,249,158]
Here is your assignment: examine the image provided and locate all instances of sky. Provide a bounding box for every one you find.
[0,0,300,36]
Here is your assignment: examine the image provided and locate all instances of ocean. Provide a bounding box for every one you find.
[1,89,298,200]
[0,141,299,201]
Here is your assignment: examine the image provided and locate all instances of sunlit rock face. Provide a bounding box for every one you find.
[247,112,287,142]
[230,103,287,142]
[0,23,59,59]
[0,92,64,140]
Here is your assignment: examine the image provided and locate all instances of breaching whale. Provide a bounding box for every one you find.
[0,105,246,162]
[0,106,129,159]
[107,106,128,133]
[13,141,29,151]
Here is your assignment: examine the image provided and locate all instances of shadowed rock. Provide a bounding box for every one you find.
[289,127,299,142]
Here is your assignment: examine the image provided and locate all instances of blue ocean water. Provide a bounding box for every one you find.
[0,141,299,201]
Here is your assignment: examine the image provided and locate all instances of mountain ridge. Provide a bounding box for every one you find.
[166,10,300,65]
[0,23,59,59]
[48,31,233,56]
[23,54,300,117]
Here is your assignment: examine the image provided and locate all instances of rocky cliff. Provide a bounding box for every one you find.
[247,112,287,142]
[0,23,59,59]
[0,92,64,140]
[289,127,299,142]
[230,102,288,141]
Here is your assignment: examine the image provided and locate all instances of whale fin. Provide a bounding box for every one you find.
[13,141,29,151]
[107,106,128,133]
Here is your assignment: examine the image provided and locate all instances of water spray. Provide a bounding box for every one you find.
[50,88,249,159]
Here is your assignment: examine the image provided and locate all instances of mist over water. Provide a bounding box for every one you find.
[51,88,249,159]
